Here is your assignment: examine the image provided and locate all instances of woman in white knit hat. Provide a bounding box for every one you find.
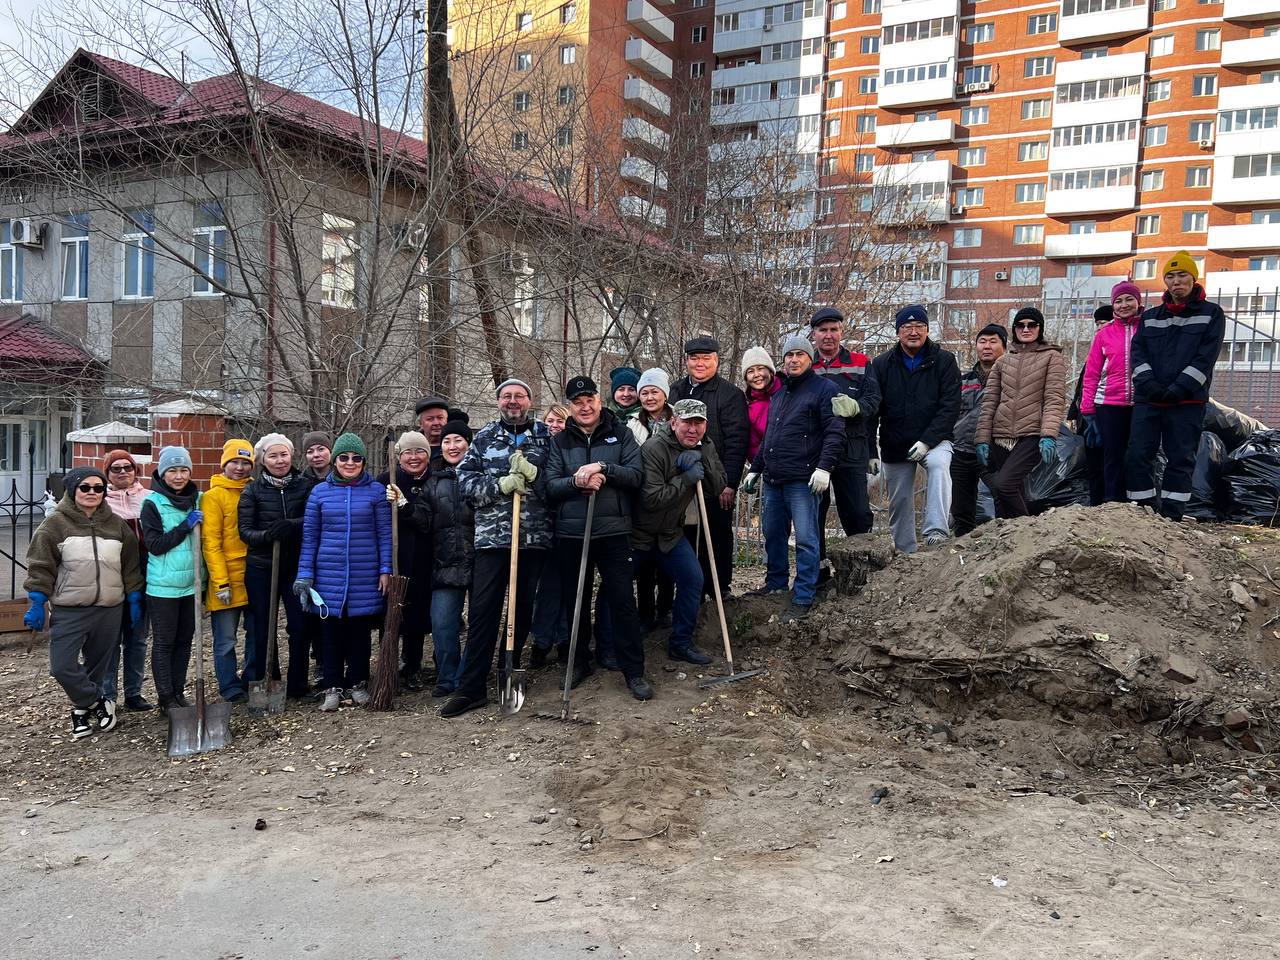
[628,367,676,632]
[741,347,780,473]
[629,367,673,446]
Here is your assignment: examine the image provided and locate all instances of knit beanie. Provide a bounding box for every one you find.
[65,465,108,495]
[1110,280,1143,305]
[157,445,193,476]
[447,407,470,425]
[895,304,928,329]
[442,420,473,444]
[610,366,641,393]
[1162,250,1199,281]
[1094,305,1114,325]
[781,334,815,360]
[1012,306,1044,326]
[395,430,431,454]
[254,433,294,461]
[331,432,367,459]
[975,323,1008,348]
[495,378,532,398]
[637,367,670,397]
[301,431,333,453]
[221,438,255,467]
[740,346,776,377]
[101,448,138,474]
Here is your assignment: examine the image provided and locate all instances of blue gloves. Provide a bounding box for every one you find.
[127,591,144,624]
[682,461,706,484]
[1083,415,1102,449]
[675,450,702,472]
[185,509,204,529]
[1039,437,1057,464]
[975,443,989,467]
[24,591,48,631]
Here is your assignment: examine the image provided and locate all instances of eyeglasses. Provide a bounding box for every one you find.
[108,464,135,473]
[335,454,365,464]
[1015,321,1041,330]
[900,322,928,331]
[77,483,106,494]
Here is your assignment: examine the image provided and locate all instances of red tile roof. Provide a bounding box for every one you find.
[0,314,102,380]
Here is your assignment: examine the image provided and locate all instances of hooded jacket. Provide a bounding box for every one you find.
[202,473,250,611]
[813,346,882,460]
[457,419,555,551]
[105,479,149,571]
[633,423,728,553]
[1080,312,1141,414]
[237,468,316,575]
[669,372,750,488]
[545,408,644,540]
[870,340,961,463]
[1131,284,1226,406]
[757,366,845,484]
[953,362,992,456]
[976,341,1067,444]
[24,494,143,607]
[297,471,392,617]
[140,473,202,598]
[746,375,782,464]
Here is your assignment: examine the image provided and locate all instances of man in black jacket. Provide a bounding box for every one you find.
[950,323,1005,536]
[745,335,844,622]
[545,376,653,700]
[669,336,749,597]
[871,304,961,554]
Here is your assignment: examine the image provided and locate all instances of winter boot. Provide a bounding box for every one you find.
[319,688,342,712]
[349,682,370,706]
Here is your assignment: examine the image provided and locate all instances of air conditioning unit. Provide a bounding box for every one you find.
[506,251,533,275]
[1199,138,1215,149]
[961,81,992,94]
[10,218,43,248]
[994,270,1009,281]
[951,205,967,215]
[762,23,772,31]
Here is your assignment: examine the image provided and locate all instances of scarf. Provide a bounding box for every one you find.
[262,470,295,489]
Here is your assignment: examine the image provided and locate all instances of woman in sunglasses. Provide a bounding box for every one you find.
[293,432,392,712]
[975,306,1067,519]
[23,466,144,739]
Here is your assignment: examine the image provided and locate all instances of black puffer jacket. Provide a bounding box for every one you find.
[237,470,317,572]
[870,340,961,463]
[409,466,474,589]
[545,409,643,539]
[669,373,750,488]
[376,466,433,581]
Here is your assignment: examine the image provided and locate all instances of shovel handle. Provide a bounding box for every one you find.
[267,540,281,678]
[505,490,522,655]
[191,523,206,692]
[695,484,735,674]
[561,492,595,716]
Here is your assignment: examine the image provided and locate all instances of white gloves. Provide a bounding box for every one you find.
[215,589,232,605]
[868,459,881,477]
[742,472,760,494]
[831,394,859,418]
[808,468,831,495]
[907,441,930,462]
[386,483,408,508]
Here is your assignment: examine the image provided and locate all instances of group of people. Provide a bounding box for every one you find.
[22,250,1224,738]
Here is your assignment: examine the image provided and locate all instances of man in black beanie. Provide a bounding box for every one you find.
[951,323,1007,536]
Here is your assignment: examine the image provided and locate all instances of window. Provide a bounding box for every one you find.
[516,11,532,32]
[882,17,957,46]
[832,1,846,16]
[951,268,979,288]
[554,167,572,187]
[60,214,89,300]
[557,85,575,105]
[1022,98,1051,120]
[826,117,842,136]
[955,186,985,206]
[916,110,938,122]
[822,155,839,176]
[320,214,358,307]
[954,227,982,247]
[969,22,994,43]
[556,123,573,147]
[1058,75,1143,103]
[855,113,876,133]
[1081,47,1108,59]
[1144,124,1167,147]
[1015,181,1046,202]
[1066,263,1093,280]
[1265,71,1280,84]
[192,202,228,295]
[963,64,992,85]
[1053,120,1138,147]
[1186,165,1211,187]
[859,36,876,54]
[1189,120,1213,142]
[1252,209,1280,224]
[512,130,529,149]
[0,221,23,303]
[855,153,874,172]
[1049,166,1135,191]
[691,26,707,43]
[1232,153,1280,178]
[1140,169,1164,191]
[692,0,706,6]
[1024,56,1054,79]
[560,44,576,65]
[1219,105,1278,133]
[1136,214,1161,235]
[1149,35,1173,57]
[962,105,989,125]
[1069,221,1097,234]
[1018,141,1048,161]
[1249,255,1280,270]
[1195,29,1220,51]
[828,79,844,98]
[830,40,847,58]
[1013,224,1043,244]
[1027,13,1057,34]
[1192,75,1216,97]
[690,61,706,79]
[959,147,987,166]
[863,0,880,11]
[1064,0,1140,11]
[1182,211,1208,232]
[818,196,837,217]
[1134,258,1157,279]
[1148,79,1171,102]
[515,52,532,72]
[1153,0,1175,9]
[858,75,877,94]
[1011,266,1040,286]
[512,91,531,112]
[884,63,950,86]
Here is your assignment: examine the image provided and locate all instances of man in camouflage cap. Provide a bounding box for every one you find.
[629,398,726,665]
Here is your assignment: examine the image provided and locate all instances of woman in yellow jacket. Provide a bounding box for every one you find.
[204,440,256,703]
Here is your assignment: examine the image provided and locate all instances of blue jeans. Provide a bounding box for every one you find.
[210,606,256,699]
[431,587,467,693]
[763,480,821,607]
[634,538,703,649]
[102,597,148,700]
[531,560,568,651]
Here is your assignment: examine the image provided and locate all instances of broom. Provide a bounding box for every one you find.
[370,438,408,710]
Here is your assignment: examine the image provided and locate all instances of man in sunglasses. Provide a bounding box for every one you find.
[101,449,154,711]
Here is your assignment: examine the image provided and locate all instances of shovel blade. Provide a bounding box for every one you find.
[166,702,234,757]
[696,668,767,690]
[247,679,286,715]
[499,669,526,715]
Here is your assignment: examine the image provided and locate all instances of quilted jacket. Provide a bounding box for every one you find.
[297,472,392,617]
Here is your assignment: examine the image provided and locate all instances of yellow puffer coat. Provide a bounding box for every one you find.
[202,473,250,610]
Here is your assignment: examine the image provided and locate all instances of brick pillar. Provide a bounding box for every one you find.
[66,421,154,478]
[149,398,228,486]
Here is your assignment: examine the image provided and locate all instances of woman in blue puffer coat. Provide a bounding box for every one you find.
[293,433,391,712]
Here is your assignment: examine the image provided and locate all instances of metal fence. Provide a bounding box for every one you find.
[1,478,48,601]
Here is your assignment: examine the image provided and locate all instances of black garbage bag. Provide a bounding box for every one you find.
[1203,399,1269,454]
[1026,425,1091,514]
[1224,430,1280,526]
[1186,432,1228,522]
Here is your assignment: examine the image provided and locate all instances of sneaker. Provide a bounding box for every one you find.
[124,695,154,712]
[319,687,342,712]
[70,708,93,739]
[400,669,425,692]
[439,693,488,719]
[431,683,455,699]
[668,644,712,666]
[349,682,370,706]
[925,533,948,547]
[780,602,812,624]
[627,676,654,701]
[746,585,788,598]
[91,698,118,734]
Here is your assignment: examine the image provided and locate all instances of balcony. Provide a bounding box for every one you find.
[711,92,823,126]
[1044,230,1134,258]
[877,61,956,109]
[622,115,669,150]
[1058,2,1149,45]
[619,194,668,228]
[1052,51,1146,128]
[875,117,956,149]
[1224,0,1280,20]
[872,197,951,224]
[1222,36,1280,68]
[1044,275,1129,301]
[1212,160,1280,205]
[1208,223,1280,252]
[1218,83,1280,115]
[710,56,826,91]
[872,158,953,187]
[712,15,825,57]
[626,0,674,44]
[624,37,672,79]
[1205,270,1280,298]
[620,155,669,192]
[1050,139,1139,172]
[1045,183,1136,216]
[623,77,670,117]
[881,0,961,27]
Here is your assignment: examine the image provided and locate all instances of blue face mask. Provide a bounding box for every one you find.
[308,588,329,619]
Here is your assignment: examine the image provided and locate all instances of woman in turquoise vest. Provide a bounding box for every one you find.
[139,446,204,712]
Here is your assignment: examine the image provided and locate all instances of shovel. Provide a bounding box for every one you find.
[248,541,286,714]
[499,490,526,715]
[540,492,594,724]
[168,525,234,756]
[694,484,765,690]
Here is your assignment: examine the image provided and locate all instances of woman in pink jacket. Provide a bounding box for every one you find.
[742,347,781,466]
[1080,281,1144,502]
[101,448,153,711]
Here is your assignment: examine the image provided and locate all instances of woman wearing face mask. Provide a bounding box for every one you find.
[975,307,1067,519]
[140,446,204,713]
[379,430,435,692]
[238,433,317,700]
[203,440,257,703]
[23,466,144,739]
[1080,282,1145,502]
[293,433,392,712]
[741,347,781,468]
